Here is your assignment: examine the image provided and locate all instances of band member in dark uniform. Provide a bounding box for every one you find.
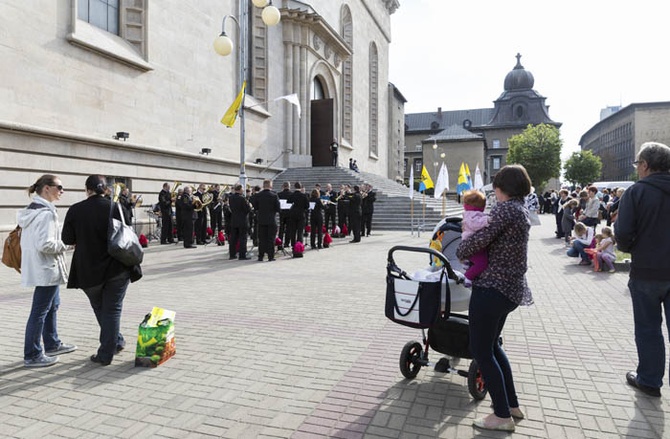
[194,184,207,245]
[248,185,261,248]
[158,182,174,244]
[228,184,251,260]
[323,183,337,232]
[209,184,223,233]
[277,181,291,249]
[348,185,362,243]
[222,193,232,242]
[288,182,309,248]
[177,186,196,248]
[309,189,324,249]
[118,187,134,227]
[337,184,349,234]
[361,183,376,237]
[252,180,280,262]
[174,188,184,242]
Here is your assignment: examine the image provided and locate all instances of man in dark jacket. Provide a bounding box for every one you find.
[252,179,280,262]
[287,182,309,248]
[361,183,376,237]
[348,185,362,243]
[615,142,670,398]
[177,186,196,248]
[228,184,251,260]
[158,182,174,244]
[277,182,291,249]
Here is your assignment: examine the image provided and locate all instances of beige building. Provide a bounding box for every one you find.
[404,54,561,192]
[0,0,400,235]
[580,101,670,181]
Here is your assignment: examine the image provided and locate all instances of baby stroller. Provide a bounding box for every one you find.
[385,218,488,400]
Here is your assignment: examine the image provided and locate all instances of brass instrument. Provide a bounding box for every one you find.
[195,192,213,211]
[170,181,181,202]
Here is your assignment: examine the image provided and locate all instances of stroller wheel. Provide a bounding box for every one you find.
[399,341,423,379]
[467,360,488,400]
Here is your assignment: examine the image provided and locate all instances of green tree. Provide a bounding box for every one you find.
[563,151,602,187]
[506,124,562,190]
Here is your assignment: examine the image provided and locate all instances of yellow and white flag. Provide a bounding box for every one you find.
[221,81,246,128]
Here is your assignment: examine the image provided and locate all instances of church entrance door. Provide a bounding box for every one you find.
[311,98,334,167]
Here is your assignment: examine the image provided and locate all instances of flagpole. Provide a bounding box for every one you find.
[442,192,445,217]
[422,191,426,234]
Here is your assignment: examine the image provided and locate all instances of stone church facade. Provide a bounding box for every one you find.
[0,0,400,235]
[404,54,561,190]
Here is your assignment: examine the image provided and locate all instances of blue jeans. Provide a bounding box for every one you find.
[469,286,519,418]
[567,240,589,261]
[83,272,129,362]
[24,285,61,360]
[629,278,670,389]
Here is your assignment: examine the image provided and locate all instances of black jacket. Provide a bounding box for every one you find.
[229,192,251,228]
[288,190,310,219]
[615,172,670,280]
[253,189,281,226]
[62,195,139,289]
[362,190,376,214]
[348,192,362,217]
[158,189,172,211]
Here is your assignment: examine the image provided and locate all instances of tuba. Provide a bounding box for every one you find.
[195,192,213,211]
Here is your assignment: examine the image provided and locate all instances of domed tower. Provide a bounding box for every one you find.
[487,53,559,127]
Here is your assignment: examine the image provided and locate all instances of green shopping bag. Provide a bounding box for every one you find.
[135,307,176,367]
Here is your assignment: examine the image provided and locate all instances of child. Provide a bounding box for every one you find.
[561,199,579,245]
[596,226,616,272]
[460,190,489,286]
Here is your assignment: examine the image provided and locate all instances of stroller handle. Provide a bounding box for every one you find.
[387,245,461,282]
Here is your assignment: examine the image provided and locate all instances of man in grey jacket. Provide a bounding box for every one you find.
[615,142,670,398]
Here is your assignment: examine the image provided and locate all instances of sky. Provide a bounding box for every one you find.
[389,0,670,162]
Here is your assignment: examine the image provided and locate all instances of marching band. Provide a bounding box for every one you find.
[145,180,376,258]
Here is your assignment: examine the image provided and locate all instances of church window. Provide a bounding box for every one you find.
[492,156,501,170]
[492,139,501,149]
[414,158,423,173]
[78,0,119,35]
[515,105,524,118]
[341,6,354,143]
[369,42,379,157]
[430,121,439,130]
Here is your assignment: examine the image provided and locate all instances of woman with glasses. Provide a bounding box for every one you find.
[18,174,77,368]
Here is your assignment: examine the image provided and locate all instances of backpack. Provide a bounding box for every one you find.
[2,226,22,273]
[2,202,48,273]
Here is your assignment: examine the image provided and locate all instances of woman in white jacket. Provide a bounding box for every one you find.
[18,174,76,367]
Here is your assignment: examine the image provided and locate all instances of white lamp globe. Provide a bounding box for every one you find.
[213,35,234,56]
[252,0,269,7]
[261,6,281,26]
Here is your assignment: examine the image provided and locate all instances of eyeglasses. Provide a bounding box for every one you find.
[50,184,64,191]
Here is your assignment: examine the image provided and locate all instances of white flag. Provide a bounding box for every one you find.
[275,94,301,118]
[474,163,484,191]
[434,163,449,199]
[408,163,414,200]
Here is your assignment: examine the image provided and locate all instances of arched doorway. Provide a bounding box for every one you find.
[311,76,334,167]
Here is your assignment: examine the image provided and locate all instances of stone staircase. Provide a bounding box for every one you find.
[273,167,463,231]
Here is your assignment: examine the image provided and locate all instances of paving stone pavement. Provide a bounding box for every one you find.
[0,217,668,438]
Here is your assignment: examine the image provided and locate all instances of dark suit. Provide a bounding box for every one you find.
[229,192,251,259]
[323,191,337,232]
[158,189,174,243]
[194,190,207,244]
[361,190,376,236]
[288,190,309,247]
[252,189,280,261]
[209,190,223,232]
[309,196,324,248]
[177,193,196,247]
[337,192,349,233]
[348,191,362,242]
[277,188,291,248]
[62,194,140,363]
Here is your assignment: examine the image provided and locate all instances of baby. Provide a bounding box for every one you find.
[460,190,489,286]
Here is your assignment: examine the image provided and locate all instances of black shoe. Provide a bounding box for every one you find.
[184,245,197,249]
[626,371,661,397]
[257,258,263,262]
[229,255,237,260]
[239,256,251,260]
[268,258,275,262]
[349,239,360,243]
[90,355,111,366]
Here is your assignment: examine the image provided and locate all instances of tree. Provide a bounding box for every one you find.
[506,124,562,190]
[563,151,602,187]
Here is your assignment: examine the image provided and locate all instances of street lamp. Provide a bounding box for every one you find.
[213,0,280,188]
